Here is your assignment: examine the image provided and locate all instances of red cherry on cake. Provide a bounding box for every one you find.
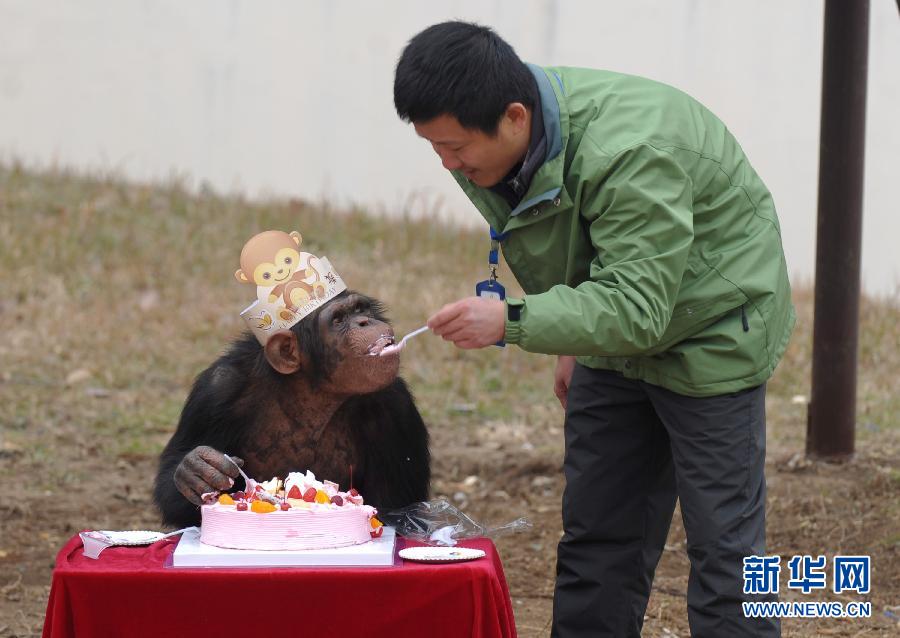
[370,527,383,538]
[349,488,359,497]
[302,487,317,502]
[331,495,343,507]
[233,491,245,500]
[287,485,302,499]
[236,502,248,511]
[279,501,291,511]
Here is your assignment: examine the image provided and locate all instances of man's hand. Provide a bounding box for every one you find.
[427,297,505,349]
[554,355,576,410]
[173,446,242,505]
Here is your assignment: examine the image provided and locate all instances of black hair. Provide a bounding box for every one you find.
[394,21,536,135]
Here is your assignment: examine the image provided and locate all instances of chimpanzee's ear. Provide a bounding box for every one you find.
[263,331,303,375]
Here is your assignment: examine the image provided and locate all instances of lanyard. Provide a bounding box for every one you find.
[476,227,508,346]
[487,226,505,284]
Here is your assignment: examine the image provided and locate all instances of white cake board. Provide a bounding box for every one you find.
[171,526,396,568]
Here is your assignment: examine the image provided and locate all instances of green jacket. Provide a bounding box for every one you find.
[452,65,795,397]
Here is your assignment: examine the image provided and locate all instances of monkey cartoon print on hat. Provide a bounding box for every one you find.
[235,230,347,344]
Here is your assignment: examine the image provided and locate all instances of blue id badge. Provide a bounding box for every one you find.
[476,279,506,347]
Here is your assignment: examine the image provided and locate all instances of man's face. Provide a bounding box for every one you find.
[413,104,531,188]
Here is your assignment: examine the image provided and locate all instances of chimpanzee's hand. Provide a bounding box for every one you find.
[173,446,243,505]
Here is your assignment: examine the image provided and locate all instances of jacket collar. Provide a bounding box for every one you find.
[506,64,568,217]
[529,63,564,165]
[489,74,547,208]
[451,64,570,229]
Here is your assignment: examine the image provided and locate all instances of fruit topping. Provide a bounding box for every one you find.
[302,487,317,502]
[217,494,235,505]
[236,502,248,511]
[314,490,330,504]
[330,495,343,507]
[233,491,245,500]
[349,488,359,497]
[370,516,383,529]
[250,501,276,513]
[287,485,302,499]
[279,501,291,511]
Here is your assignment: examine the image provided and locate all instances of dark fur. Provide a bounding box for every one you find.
[153,292,430,528]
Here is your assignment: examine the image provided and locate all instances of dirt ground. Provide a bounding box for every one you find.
[1,167,898,636]
[2,390,897,636]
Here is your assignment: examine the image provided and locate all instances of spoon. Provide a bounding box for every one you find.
[227,454,254,489]
[201,457,277,505]
[226,454,273,501]
[373,325,430,356]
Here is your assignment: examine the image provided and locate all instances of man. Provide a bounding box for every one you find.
[394,21,794,638]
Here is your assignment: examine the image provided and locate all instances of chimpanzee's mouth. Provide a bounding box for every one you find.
[366,334,396,356]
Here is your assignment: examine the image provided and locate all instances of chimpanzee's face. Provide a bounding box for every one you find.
[314,293,399,394]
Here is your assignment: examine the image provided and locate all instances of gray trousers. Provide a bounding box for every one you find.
[551,366,780,638]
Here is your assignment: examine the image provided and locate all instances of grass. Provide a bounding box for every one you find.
[1,162,898,637]
[0,159,556,517]
[8,159,894,438]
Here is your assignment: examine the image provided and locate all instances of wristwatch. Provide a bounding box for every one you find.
[506,298,524,322]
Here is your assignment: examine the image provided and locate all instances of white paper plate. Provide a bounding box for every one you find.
[83,530,169,545]
[398,546,486,563]
[79,528,199,559]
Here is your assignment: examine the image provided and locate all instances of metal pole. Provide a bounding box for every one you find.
[807,0,870,460]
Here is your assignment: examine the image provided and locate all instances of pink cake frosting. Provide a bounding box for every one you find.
[199,469,379,551]
[200,501,376,550]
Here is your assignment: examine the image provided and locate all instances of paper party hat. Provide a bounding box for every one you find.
[235,230,346,344]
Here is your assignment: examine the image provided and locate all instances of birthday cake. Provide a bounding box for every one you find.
[200,470,382,551]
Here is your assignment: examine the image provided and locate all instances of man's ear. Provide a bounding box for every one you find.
[504,102,529,130]
[263,331,303,375]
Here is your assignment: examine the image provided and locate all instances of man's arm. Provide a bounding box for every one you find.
[506,143,694,356]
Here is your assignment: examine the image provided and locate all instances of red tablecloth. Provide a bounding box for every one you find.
[43,533,517,638]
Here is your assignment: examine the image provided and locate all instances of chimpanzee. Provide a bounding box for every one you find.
[153,290,430,528]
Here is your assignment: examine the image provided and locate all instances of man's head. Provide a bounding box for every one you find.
[394,21,536,188]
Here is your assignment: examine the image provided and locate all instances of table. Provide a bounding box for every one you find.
[42,533,517,638]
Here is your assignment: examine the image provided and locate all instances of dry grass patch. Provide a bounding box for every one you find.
[1,164,897,637]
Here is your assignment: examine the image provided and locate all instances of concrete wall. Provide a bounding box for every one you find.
[1,0,898,294]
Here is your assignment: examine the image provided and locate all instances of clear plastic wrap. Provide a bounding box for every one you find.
[381,498,532,546]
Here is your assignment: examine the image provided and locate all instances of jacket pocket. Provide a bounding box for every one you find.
[659,301,771,387]
[643,287,747,356]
